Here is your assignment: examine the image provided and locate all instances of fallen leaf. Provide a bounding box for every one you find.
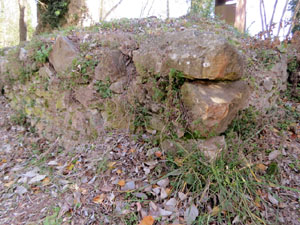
[15,185,27,195]
[157,178,169,188]
[155,151,162,158]
[66,163,74,171]
[159,208,172,216]
[29,175,46,184]
[93,193,106,204]
[116,169,122,174]
[184,204,199,225]
[42,177,50,186]
[130,148,136,153]
[108,162,117,169]
[138,215,154,225]
[118,179,126,187]
[256,163,267,172]
[268,193,278,205]
[4,180,14,188]
[211,206,220,216]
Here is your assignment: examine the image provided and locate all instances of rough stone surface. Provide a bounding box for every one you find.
[49,36,79,74]
[161,136,226,161]
[74,85,97,107]
[133,30,244,80]
[181,80,250,136]
[247,55,288,112]
[94,50,127,82]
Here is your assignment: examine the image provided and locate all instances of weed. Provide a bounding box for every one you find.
[94,79,112,98]
[11,109,27,126]
[19,67,32,84]
[256,49,279,70]
[165,143,266,224]
[43,207,62,225]
[35,44,52,64]
[225,106,260,140]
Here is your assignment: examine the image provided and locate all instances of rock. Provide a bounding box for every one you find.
[74,85,96,107]
[198,136,226,161]
[49,36,79,74]
[94,50,127,82]
[133,30,244,80]
[148,115,165,132]
[19,48,27,61]
[38,64,54,80]
[263,77,273,91]
[109,77,127,94]
[161,136,226,161]
[181,80,250,136]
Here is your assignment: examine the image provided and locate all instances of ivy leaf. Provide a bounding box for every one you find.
[55,10,61,16]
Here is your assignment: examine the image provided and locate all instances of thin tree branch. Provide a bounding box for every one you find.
[146,0,155,17]
[268,0,278,35]
[259,0,266,38]
[277,0,289,37]
[103,0,124,21]
[261,0,269,37]
[287,0,300,38]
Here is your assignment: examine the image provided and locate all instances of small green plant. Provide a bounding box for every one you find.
[256,49,279,70]
[35,45,52,64]
[19,67,32,84]
[94,80,112,98]
[225,106,260,140]
[10,109,27,126]
[165,142,268,224]
[43,207,62,225]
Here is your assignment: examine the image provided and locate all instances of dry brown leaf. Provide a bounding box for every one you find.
[108,162,117,169]
[256,163,267,172]
[211,206,220,216]
[80,188,88,195]
[166,188,172,196]
[118,179,126,187]
[42,177,50,186]
[93,193,106,204]
[130,148,136,153]
[66,164,74,171]
[116,169,122,174]
[4,180,14,188]
[138,215,154,225]
[155,151,162,158]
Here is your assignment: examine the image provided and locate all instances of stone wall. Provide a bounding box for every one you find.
[0,23,288,150]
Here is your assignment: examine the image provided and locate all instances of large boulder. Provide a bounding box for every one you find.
[133,30,244,80]
[181,80,250,136]
[49,36,79,74]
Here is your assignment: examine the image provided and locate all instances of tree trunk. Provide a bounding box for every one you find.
[18,0,27,42]
[234,0,246,33]
[287,0,300,37]
[167,0,169,19]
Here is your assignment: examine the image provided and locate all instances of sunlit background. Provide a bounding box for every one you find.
[0,0,293,48]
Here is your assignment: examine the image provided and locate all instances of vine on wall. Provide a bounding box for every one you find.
[38,0,70,29]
